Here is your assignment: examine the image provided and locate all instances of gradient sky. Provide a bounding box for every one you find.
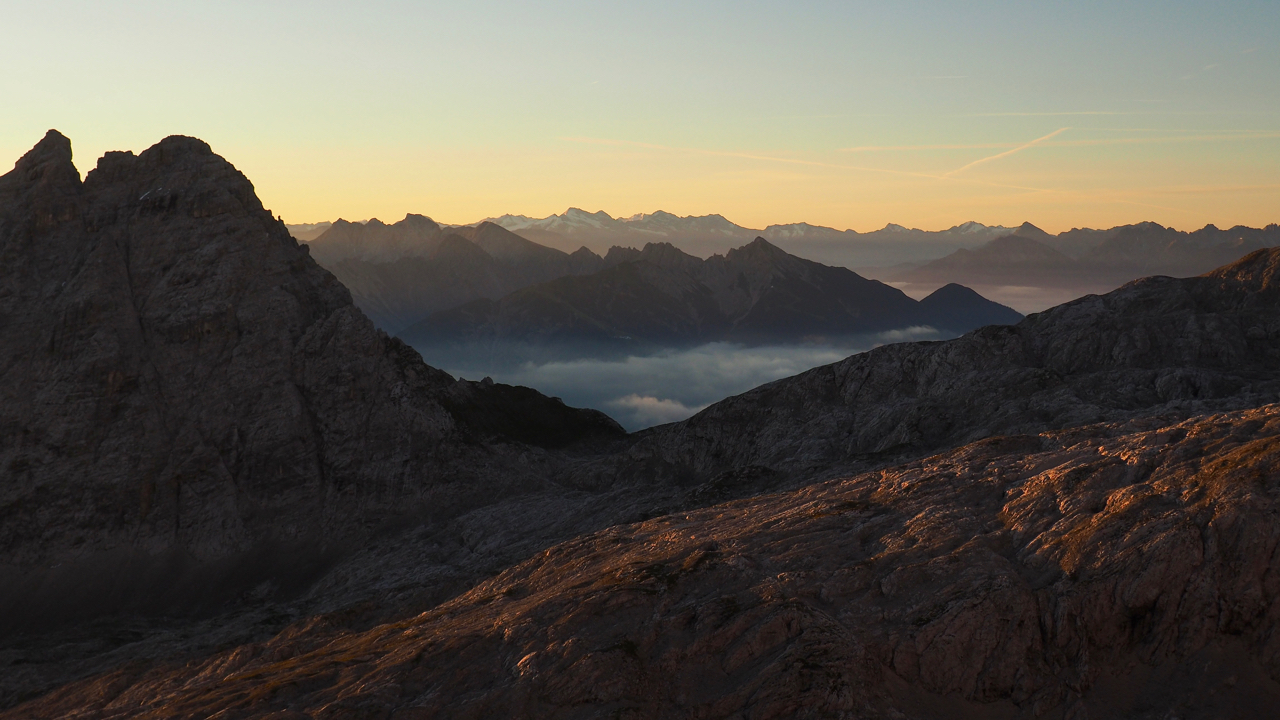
[3,1,1278,232]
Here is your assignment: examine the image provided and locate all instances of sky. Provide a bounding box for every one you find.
[3,1,1278,233]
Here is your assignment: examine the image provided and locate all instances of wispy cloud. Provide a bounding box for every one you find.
[607,395,707,427]
[841,142,1017,152]
[843,131,1280,153]
[1048,132,1280,147]
[561,136,1070,195]
[562,136,950,181]
[944,128,1070,177]
[964,111,1129,117]
[560,130,1280,212]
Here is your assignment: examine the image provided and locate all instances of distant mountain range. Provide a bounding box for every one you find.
[299,215,1021,340]
[897,221,1280,289]
[290,213,1280,286]
[302,215,608,332]
[401,237,1021,349]
[472,209,1015,266]
[290,213,1280,323]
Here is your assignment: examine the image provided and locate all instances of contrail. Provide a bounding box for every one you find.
[560,136,1062,194]
[945,127,1070,176]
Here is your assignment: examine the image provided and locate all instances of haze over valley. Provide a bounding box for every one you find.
[288,211,1277,427]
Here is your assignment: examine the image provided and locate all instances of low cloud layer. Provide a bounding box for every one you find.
[606,395,708,428]
[419,329,948,431]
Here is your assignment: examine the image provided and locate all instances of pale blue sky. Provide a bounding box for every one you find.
[3,1,1277,230]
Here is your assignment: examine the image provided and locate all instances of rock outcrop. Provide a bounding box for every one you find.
[12,405,1280,719]
[0,131,621,635]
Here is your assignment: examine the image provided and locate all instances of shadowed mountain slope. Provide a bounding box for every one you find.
[901,232,1076,286]
[402,238,1021,348]
[0,131,622,636]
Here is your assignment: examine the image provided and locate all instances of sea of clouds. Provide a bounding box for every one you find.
[417,328,943,431]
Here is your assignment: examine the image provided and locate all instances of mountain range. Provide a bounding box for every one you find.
[292,213,1280,319]
[402,237,1021,350]
[303,216,607,332]
[897,220,1280,291]
[301,215,1021,344]
[475,208,1016,266]
[7,132,1280,719]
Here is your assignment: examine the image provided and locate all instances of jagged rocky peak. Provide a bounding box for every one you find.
[0,131,622,632]
[603,244,642,264]
[636,240,700,268]
[307,212,446,263]
[725,235,790,261]
[1010,220,1052,239]
[12,128,74,175]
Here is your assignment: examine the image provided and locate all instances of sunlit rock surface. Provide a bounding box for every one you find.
[11,406,1279,719]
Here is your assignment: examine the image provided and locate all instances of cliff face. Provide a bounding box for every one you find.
[608,248,1280,490]
[0,132,620,632]
[14,405,1279,719]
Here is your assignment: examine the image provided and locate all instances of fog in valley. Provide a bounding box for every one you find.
[411,327,945,430]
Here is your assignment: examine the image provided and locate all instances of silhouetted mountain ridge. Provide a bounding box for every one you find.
[901,221,1280,290]
[302,218,608,332]
[402,237,1022,348]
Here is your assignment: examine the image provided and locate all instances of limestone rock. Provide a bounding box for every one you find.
[13,406,1279,719]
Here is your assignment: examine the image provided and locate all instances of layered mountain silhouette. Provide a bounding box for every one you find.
[302,216,607,332]
[7,132,1280,719]
[402,237,1022,348]
[899,220,1280,290]
[481,208,1016,265]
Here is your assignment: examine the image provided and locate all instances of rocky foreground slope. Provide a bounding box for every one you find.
[11,405,1280,719]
